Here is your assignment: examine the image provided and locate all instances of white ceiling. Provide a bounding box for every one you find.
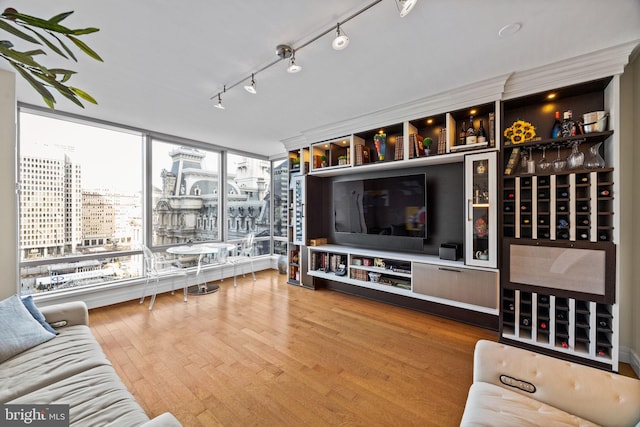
[4,0,640,157]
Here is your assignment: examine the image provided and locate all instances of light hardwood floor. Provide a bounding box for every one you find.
[88,270,634,426]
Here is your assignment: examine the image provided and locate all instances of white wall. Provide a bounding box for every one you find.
[0,69,17,301]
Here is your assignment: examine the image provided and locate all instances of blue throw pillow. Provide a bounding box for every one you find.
[0,295,56,363]
[21,295,58,335]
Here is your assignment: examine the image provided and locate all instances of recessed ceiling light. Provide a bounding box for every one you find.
[498,22,522,38]
[547,93,557,100]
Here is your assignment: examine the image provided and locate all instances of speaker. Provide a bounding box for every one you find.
[439,243,460,261]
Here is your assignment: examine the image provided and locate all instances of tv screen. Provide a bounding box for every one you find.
[334,174,426,238]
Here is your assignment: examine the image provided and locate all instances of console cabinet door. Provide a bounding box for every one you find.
[465,151,498,268]
[413,263,499,309]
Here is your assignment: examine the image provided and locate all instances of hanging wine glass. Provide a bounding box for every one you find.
[567,141,585,169]
[527,147,535,174]
[552,145,566,172]
[538,146,552,172]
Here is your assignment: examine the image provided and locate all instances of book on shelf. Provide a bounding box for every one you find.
[504,148,521,175]
[355,144,370,165]
[437,127,447,154]
[415,134,424,157]
[395,136,404,160]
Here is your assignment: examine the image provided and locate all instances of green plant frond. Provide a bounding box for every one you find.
[48,68,77,83]
[67,35,103,62]
[0,44,43,69]
[23,49,46,56]
[48,11,74,24]
[0,19,40,44]
[70,86,97,105]
[35,73,85,108]
[11,12,74,34]
[71,27,99,36]
[10,62,56,108]
[26,27,68,59]
[48,31,77,61]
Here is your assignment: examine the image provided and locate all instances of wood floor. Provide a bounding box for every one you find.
[88,270,633,426]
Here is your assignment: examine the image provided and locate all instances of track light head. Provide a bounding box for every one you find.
[214,93,225,109]
[396,0,417,17]
[332,23,350,50]
[244,74,257,94]
[287,51,302,73]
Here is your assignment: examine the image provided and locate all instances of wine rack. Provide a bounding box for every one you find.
[502,169,614,242]
[500,288,615,365]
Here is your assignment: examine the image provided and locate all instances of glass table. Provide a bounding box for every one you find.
[166,242,236,295]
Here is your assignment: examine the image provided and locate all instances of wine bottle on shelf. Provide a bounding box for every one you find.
[579,218,590,226]
[578,232,589,240]
[561,110,577,137]
[504,205,512,212]
[578,202,590,211]
[459,121,467,146]
[598,319,609,328]
[558,190,569,198]
[558,230,569,239]
[557,312,566,321]
[466,116,477,145]
[599,189,611,197]
[551,111,562,138]
[598,231,610,241]
[477,120,487,144]
[521,317,531,327]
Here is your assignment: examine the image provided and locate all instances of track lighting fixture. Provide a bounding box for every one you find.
[211,0,419,108]
[287,51,302,73]
[244,74,257,94]
[396,0,417,17]
[214,86,226,109]
[332,23,350,50]
[214,94,224,109]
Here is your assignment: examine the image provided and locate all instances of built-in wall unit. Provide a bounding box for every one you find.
[283,40,639,373]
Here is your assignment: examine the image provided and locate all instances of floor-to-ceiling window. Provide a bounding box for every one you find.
[18,108,284,296]
[18,110,144,294]
[150,139,221,246]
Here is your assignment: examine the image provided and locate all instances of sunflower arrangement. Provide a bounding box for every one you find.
[504,120,536,144]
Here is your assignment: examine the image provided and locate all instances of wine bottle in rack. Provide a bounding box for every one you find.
[521,317,531,327]
[598,231,610,241]
[599,189,611,197]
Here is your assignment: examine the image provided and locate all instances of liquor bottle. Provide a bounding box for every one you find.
[459,121,467,146]
[551,111,562,138]
[477,120,487,143]
[466,116,477,144]
[561,110,577,137]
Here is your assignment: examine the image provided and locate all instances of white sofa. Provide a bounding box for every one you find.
[461,340,640,426]
[0,300,181,427]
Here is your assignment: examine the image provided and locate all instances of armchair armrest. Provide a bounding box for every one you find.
[40,301,89,328]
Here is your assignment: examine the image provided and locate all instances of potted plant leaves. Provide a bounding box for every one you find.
[423,137,433,156]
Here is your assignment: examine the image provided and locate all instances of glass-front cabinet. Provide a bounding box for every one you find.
[465,151,497,268]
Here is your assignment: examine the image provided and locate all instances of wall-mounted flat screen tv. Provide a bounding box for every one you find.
[334,173,426,239]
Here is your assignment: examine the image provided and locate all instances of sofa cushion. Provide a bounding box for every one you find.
[0,294,55,363]
[8,365,150,427]
[0,325,111,403]
[460,382,598,427]
[21,295,58,334]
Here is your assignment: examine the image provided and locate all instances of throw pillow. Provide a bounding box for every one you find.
[21,295,58,335]
[0,295,56,363]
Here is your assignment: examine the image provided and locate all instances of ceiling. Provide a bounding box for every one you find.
[3,0,640,158]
